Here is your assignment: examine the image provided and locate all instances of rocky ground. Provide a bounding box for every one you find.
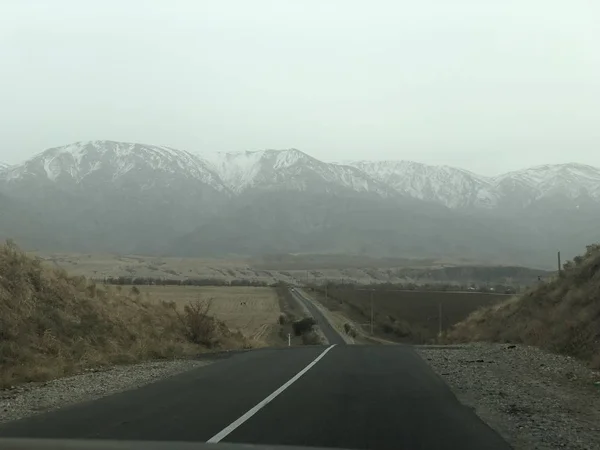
[417,343,600,450]
[0,359,210,424]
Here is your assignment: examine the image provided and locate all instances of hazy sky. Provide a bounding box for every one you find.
[1,0,599,175]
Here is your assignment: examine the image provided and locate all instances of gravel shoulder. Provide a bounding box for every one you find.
[416,343,600,450]
[0,359,211,424]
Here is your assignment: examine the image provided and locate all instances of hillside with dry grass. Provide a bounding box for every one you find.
[0,241,248,388]
[448,244,600,368]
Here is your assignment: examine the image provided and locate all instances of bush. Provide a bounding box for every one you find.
[176,300,217,347]
[278,313,288,325]
[292,317,316,336]
[343,322,357,338]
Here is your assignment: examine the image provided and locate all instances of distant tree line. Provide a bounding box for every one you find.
[308,281,519,295]
[92,276,272,287]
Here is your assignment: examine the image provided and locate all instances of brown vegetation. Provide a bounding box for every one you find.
[292,317,317,336]
[448,244,600,368]
[137,285,281,343]
[0,241,246,388]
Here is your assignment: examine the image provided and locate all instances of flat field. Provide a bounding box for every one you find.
[313,287,509,343]
[134,286,281,344]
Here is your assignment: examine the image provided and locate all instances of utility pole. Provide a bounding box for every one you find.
[558,251,562,275]
[438,302,443,338]
[370,290,374,336]
[355,287,417,336]
[356,288,375,335]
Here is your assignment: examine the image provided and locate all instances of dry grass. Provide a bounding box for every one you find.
[0,241,247,388]
[135,285,281,343]
[448,244,600,367]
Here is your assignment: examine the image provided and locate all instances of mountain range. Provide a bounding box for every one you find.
[1,140,599,268]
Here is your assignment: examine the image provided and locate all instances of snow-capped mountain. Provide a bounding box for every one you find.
[0,143,389,198]
[0,141,233,255]
[1,140,226,193]
[345,160,498,208]
[203,149,390,197]
[3,141,600,209]
[343,160,600,209]
[492,163,600,208]
[1,140,599,266]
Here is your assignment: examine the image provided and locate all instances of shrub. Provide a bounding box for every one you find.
[292,317,316,336]
[176,300,217,347]
[278,313,288,325]
[343,323,357,338]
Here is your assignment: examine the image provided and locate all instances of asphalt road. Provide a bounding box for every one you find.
[0,343,511,450]
[290,289,346,345]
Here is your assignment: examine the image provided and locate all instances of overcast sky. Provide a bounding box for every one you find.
[1,0,599,175]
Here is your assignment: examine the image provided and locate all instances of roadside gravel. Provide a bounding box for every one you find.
[417,343,600,450]
[0,359,210,424]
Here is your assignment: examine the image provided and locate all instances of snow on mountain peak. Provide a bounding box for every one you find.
[3,141,600,208]
[345,160,497,208]
[4,140,226,191]
[203,148,331,194]
[201,150,267,193]
[493,162,600,202]
[495,162,600,184]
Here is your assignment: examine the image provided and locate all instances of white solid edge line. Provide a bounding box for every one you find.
[206,344,337,444]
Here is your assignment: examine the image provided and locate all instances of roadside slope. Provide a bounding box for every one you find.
[417,243,600,450]
[447,243,600,367]
[0,241,247,388]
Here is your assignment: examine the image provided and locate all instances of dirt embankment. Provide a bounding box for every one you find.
[0,241,249,389]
